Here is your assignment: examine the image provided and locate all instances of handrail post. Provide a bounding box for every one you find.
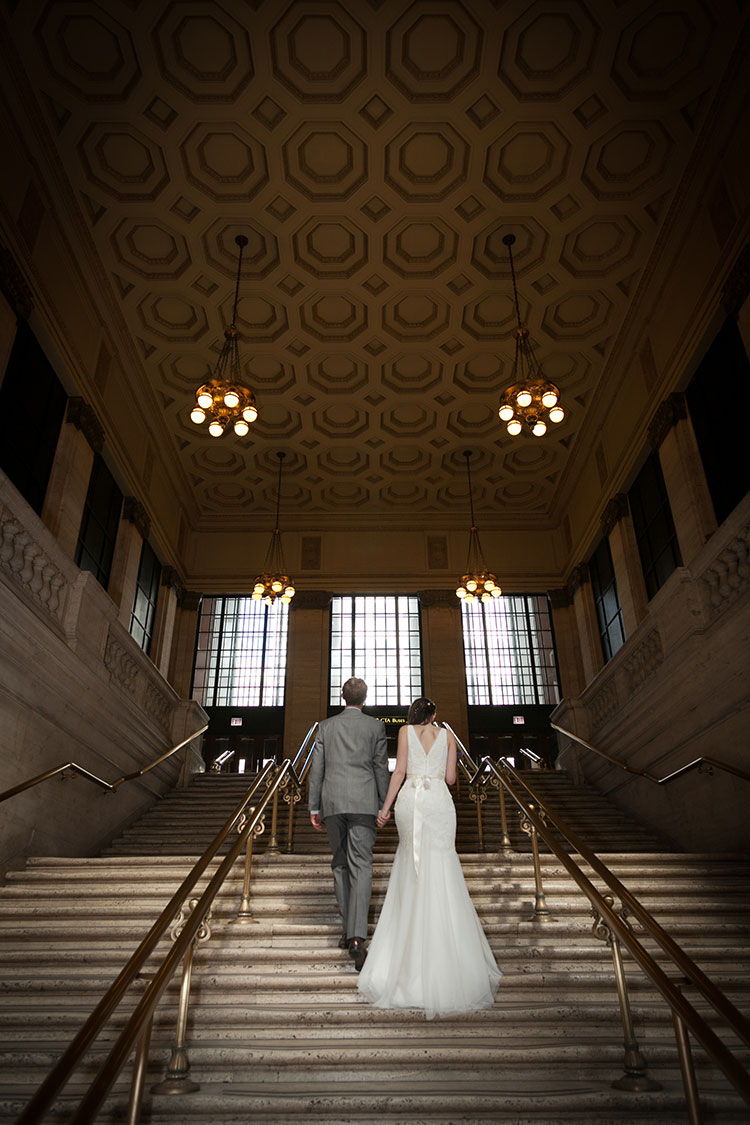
[489,762,513,852]
[231,807,263,924]
[592,895,661,1092]
[468,775,486,852]
[520,804,549,919]
[672,982,702,1125]
[265,776,283,856]
[284,776,302,854]
[151,899,211,1096]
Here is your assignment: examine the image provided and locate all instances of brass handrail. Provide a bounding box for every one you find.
[16,758,278,1124]
[290,721,318,777]
[0,725,208,805]
[482,755,750,1107]
[552,722,750,784]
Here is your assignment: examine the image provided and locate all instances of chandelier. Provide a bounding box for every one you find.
[252,452,296,606]
[190,234,258,438]
[497,233,565,438]
[455,451,502,603]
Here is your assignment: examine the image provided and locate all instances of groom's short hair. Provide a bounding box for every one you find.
[342,677,368,706]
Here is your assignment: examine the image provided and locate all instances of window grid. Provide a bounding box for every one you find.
[193,596,288,707]
[461,595,560,706]
[629,452,682,600]
[589,538,626,663]
[329,595,422,706]
[130,540,161,654]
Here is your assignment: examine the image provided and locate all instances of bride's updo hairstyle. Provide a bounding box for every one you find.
[407,697,436,725]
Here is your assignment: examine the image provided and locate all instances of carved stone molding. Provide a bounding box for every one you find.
[66,397,104,453]
[647,391,688,451]
[104,632,138,695]
[417,589,459,609]
[122,496,151,540]
[161,565,184,599]
[548,587,572,610]
[567,563,590,598]
[0,243,33,319]
[292,590,333,610]
[701,522,750,617]
[624,628,663,694]
[721,243,750,316]
[600,493,629,537]
[144,679,171,731]
[589,678,619,733]
[0,504,67,622]
[178,590,203,612]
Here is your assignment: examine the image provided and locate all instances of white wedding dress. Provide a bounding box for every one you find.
[357,725,501,1019]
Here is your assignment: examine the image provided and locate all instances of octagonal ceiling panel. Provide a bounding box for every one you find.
[2,0,743,529]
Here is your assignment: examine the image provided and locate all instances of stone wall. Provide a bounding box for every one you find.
[553,492,750,852]
[0,470,207,877]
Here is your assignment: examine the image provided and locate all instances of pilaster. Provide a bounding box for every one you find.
[602,493,648,633]
[568,563,603,686]
[108,497,150,627]
[150,566,182,678]
[40,398,102,559]
[649,392,717,567]
[548,587,586,699]
[418,591,469,742]
[283,591,332,757]
[168,590,202,698]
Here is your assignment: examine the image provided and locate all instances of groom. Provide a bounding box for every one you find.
[308,677,389,971]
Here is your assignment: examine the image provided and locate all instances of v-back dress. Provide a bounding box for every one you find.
[357,725,501,1019]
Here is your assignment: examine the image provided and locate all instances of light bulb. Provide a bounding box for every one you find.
[284,585,295,597]
[464,592,475,603]
[223,388,240,408]
[280,595,291,604]
[481,592,491,602]
[208,419,224,437]
[532,420,547,437]
[507,419,522,436]
[242,404,258,423]
[252,583,264,595]
[498,403,514,422]
[456,587,466,599]
[485,579,495,592]
[197,390,213,409]
[271,579,283,593]
[516,389,533,408]
[466,579,477,592]
[549,405,565,424]
[491,587,502,597]
[190,407,206,425]
[234,419,249,436]
[251,591,262,600]
[541,389,558,408]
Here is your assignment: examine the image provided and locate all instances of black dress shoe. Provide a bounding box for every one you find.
[338,934,349,949]
[348,937,367,972]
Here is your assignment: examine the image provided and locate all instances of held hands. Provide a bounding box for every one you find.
[376,808,391,828]
[310,812,325,832]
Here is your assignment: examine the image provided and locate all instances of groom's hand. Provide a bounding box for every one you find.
[310,812,325,832]
[376,808,391,828]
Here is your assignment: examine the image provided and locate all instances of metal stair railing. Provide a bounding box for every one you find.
[480,755,750,1122]
[16,754,289,1125]
[552,722,750,785]
[0,725,209,804]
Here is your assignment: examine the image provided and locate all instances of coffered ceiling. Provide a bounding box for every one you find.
[1,0,746,529]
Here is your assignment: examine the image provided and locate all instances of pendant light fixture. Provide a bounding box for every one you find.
[252,452,296,606]
[190,234,258,438]
[497,233,565,438]
[455,450,502,603]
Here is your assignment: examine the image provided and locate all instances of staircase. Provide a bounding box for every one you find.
[0,772,749,1123]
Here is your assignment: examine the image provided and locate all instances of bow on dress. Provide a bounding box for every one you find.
[409,775,431,874]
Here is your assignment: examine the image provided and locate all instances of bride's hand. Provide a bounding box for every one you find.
[376,808,390,827]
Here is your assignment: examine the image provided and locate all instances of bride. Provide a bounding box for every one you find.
[357,697,501,1019]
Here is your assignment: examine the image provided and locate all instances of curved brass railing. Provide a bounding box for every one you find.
[552,722,750,784]
[0,725,209,805]
[17,757,282,1124]
[482,755,750,1115]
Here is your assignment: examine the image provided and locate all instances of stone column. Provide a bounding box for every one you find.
[108,497,149,627]
[602,493,648,635]
[568,563,604,687]
[418,591,469,743]
[283,591,331,758]
[648,393,717,568]
[168,590,203,698]
[41,398,103,559]
[548,587,586,700]
[150,566,182,678]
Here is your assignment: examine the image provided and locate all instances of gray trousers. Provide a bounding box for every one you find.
[324,813,377,941]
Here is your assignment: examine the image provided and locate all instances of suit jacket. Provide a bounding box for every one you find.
[308,707,390,819]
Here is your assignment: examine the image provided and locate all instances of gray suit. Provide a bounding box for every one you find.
[308,707,389,940]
